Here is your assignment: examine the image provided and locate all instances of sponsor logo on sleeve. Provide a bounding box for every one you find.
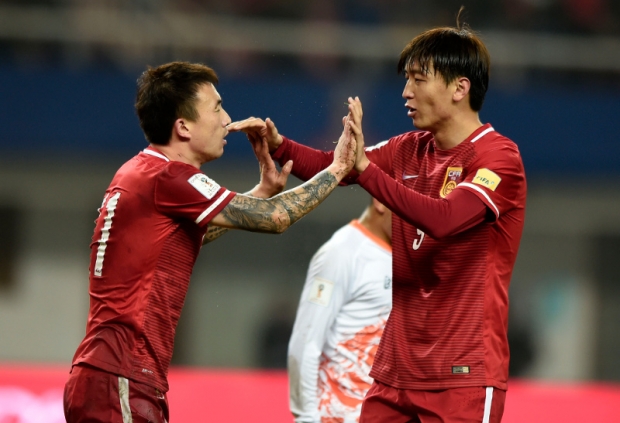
[472,168,501,191]
[440,167,463,198]
[308,277,334,307]
[188,174,220,199]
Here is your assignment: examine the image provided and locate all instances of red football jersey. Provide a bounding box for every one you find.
[71,147,236,392]
[275,124,526,390]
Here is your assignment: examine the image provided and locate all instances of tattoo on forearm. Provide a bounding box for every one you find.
[218,170,338,233]
[202,225,230,244]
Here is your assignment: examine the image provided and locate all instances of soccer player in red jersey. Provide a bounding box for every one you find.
[231,16,526,423]
[63,61,357,423]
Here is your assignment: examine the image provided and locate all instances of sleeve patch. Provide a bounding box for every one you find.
[307,277,334,307]
[472,168,501,191]
[188,174,220,199]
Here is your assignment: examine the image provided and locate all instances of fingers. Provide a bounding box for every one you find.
[264,117,284,152]
[348,119,362,136]
[265,117,279,138]
[281,160,293,178]
[347,96,362,125]
[227,117,265,133]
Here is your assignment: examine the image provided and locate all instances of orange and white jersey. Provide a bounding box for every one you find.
[288,220,392,423]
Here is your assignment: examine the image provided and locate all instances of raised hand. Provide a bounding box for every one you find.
[228,117,283,153]
[330,115,357,180]
[347,96,370,173]
[248,130,292,198]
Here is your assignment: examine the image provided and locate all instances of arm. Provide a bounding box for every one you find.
[358,164,488,239]
[348,97,488,239]
[209,118,356,233]
[203,136,292,244]
[230,117,334,182]
[289,242,349,423]
[229,117,365,185]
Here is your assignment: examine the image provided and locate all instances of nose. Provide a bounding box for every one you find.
[222,108,232,127]
[402,81,413,99]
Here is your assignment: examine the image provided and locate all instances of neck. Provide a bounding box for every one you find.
[151,142,201,169]
[358,211,390,246]
[433,113,483,150]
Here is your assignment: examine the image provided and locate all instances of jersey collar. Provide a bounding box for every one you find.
[143,146,170,162]
[468,123,495,143]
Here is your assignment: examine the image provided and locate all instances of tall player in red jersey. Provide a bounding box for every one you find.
[231,15,526,423]
[63,61,357,423]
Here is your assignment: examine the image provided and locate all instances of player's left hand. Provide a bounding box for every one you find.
[249,131,292,198]
[228,117,284,153]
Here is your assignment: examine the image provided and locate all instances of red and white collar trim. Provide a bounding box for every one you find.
[143,147,170,162]
[470,126,495,143]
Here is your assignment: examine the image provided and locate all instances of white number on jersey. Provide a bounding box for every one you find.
[93,192,121,277]
[412,229,425,250]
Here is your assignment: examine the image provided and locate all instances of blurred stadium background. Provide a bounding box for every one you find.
[1,0,620,421]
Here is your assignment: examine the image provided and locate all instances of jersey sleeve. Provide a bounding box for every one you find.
[154,162,237,227]
[273,136,397,185]
[288,240,352,423]
[457,140,526,220]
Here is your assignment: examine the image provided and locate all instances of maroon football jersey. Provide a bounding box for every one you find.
[275,124,526,390]
[71,147,236,392]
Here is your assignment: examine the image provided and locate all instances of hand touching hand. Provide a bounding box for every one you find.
[330,115,356,180]
[346,96,370,173]
[228,117,283,153]
[249,130,292,198]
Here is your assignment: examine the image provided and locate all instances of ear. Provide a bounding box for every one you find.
[173,118,191,141]
[453,76,471,104]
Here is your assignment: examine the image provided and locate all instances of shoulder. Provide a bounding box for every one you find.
[156,161,212,187]
[475,130,522,156]
[326,223,390,260]
[468,129,524,172]
[314,224,366,261]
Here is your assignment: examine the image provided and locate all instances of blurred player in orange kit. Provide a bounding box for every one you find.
[231,10,526,423]
[63,61,358,423]
[288,197,392,423]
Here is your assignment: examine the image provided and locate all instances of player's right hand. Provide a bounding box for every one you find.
[347,96,370,174]
[331,115,356,180]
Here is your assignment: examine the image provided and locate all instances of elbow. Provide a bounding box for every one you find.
[419,224,453,241]
[274,225,289,234]
[271,211,292,234]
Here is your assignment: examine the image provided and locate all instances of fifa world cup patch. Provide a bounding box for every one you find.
[452,366,470,374]
[440,167,463,198]
[472,168,501,191]
[188,173,220,199]
[308,277,334,307]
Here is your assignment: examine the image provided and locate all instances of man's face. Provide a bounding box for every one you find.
[185,83,231,163]
[402,62,456,132]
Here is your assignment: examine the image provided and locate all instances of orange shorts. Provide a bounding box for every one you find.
[63,363,169,423]
[360,380,506,423]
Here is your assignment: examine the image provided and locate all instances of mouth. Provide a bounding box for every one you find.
[406,104,416,118]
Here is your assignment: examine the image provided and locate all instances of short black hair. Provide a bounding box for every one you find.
[397,10,490,111]
[135,61,219,145]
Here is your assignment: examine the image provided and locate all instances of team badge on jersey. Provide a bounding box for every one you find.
[188,173,220,199]
[440,167,463,198]
[308,277,334,307]
[472,168,501,191]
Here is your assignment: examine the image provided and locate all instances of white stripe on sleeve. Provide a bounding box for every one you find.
[195,190,231,224]
[458,182,499,218]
